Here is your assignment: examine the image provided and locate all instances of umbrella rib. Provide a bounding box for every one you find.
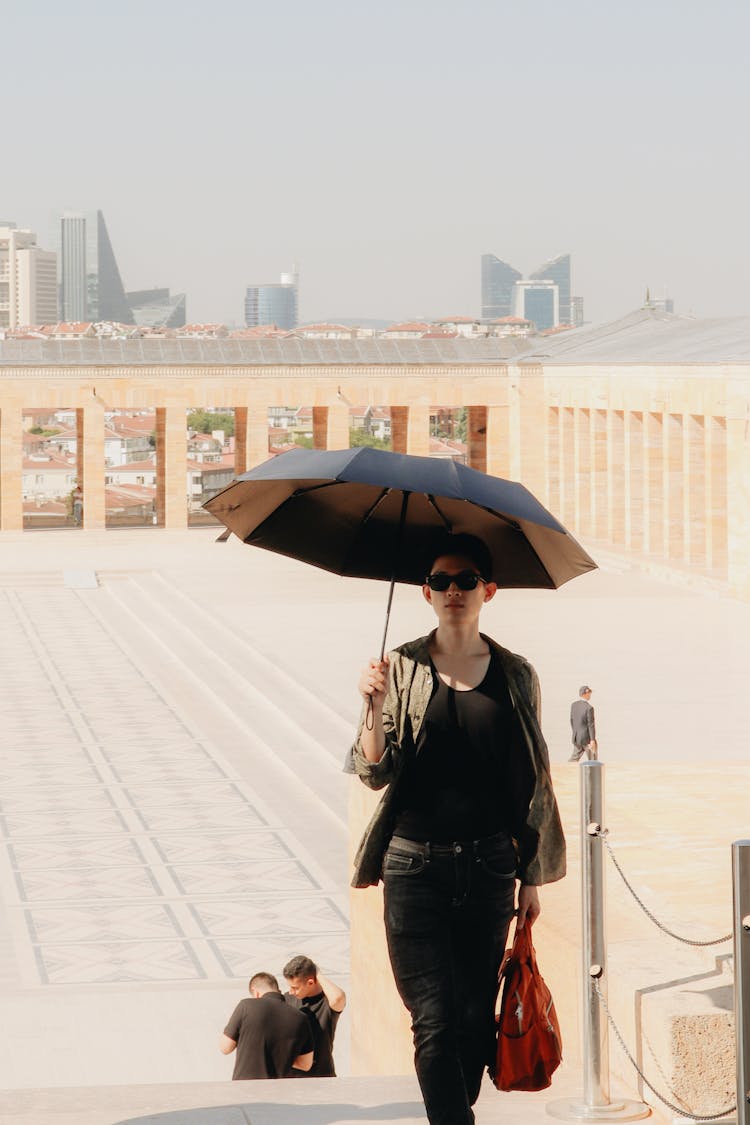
[426,494,453,531]
[359,486,391,526]
[336,487,392,579]
[472,503,522,530]
[478,504,558,586]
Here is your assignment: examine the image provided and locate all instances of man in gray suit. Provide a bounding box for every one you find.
[569,686,598,761]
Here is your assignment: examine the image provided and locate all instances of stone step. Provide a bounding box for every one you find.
[80,571,350,886]
[0,1067,656,1125]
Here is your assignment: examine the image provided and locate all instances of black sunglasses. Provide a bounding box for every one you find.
[425,569,484,592]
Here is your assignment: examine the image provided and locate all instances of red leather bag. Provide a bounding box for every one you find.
[493,923,562,1092]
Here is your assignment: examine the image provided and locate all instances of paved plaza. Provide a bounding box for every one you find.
[0,526,748,1121]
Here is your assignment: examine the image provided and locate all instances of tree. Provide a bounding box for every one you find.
[187,410,235,437]
[349,428,390,450]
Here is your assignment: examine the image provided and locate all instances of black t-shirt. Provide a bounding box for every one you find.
[393,651,531,842]
[284,990,341,1077]
[223,993,314,1080]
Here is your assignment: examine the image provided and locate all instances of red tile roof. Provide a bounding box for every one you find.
[384,322,432,333]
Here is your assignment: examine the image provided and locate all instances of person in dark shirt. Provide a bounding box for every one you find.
[283,954,346,1077]
[354,533,566,1125]
[219,971,313,1080]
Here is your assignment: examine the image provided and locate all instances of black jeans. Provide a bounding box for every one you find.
[383,832,516,1125]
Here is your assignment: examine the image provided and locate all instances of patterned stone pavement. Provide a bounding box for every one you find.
[0,556,353,1087]
[2,528,749,1099]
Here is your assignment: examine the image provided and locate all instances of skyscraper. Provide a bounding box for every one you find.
[244,267,299,330]
[0,224,57,328]
[59,214,87,321]
[530,254,571,325]
[58,210,131,323]
[513,280,559,331]
[481,255,522,319]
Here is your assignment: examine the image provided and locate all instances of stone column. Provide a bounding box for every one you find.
[546,406,561,516]
[686,414,706,569]
[576,408,593,539]
[467,405,511,478]
[234,406,268,473]
[312,404,349,450]
[726,400,750,596]
[389,405,430,456]
[155,406,188,529]
[609,411,626,545]
[516,365,548,505]
[466,406,488,472]
[709,416,728,577]
[645,411,664,557]
[77,404,106,530]
[592,409,608,540]
[561,407,575,528]
[0,400,23,530]
[666,413,685,562]
[627,411,645,552]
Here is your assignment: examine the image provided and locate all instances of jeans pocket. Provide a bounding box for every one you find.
[479,845,517,880]
[383,848,426,876]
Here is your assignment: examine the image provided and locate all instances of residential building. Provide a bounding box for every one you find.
[294,323,352,339]
[513,279,559,331]
[245,267,299,331]
[481,255,523,320]
[488,315,534,337]
[382,322,432,338]
[0,225,58,329]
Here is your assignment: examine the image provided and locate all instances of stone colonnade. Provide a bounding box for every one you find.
[1,360,750,596]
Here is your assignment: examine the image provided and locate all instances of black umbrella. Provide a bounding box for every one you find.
[204,445,596,657]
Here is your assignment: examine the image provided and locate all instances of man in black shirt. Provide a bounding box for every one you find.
[283,955,346,1077]
[220,972,314,1080]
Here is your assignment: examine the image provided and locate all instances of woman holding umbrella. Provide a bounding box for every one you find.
[351,533,566,1125]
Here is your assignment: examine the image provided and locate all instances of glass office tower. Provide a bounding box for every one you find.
[58,210,131,323]
[530,253,571,325]
[244,268,298,330]
[481,254,522,319]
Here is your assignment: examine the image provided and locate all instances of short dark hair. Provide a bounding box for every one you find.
[283,954,318,980]
[579,685,592,696]
[249,971,280,994]
[429,533,493,582]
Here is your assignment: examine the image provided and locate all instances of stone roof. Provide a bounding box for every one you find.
[2,309,750,367]
[519,308,750,364]
[0,336,524,367]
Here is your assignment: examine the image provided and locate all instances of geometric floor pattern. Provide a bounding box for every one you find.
[0,583,349,988]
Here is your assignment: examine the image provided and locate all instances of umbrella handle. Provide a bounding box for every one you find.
[365,492,409,731]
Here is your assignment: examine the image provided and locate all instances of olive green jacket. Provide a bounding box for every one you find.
[346,632,566,889]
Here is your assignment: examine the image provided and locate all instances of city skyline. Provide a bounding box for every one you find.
[4,0,748,326]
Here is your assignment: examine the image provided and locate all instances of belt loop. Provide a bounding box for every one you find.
[425,842,431,864]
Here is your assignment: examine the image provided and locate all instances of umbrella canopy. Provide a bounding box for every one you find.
[204,446,596,590]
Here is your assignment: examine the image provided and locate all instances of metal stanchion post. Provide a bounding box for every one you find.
[548,762,650,1122]
[733,840,750,1125]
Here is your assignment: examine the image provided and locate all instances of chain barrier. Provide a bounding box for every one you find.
[594,828,733,947]
[593,979,736,1121]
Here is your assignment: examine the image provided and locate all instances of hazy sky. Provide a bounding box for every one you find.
[4,0,749,326]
